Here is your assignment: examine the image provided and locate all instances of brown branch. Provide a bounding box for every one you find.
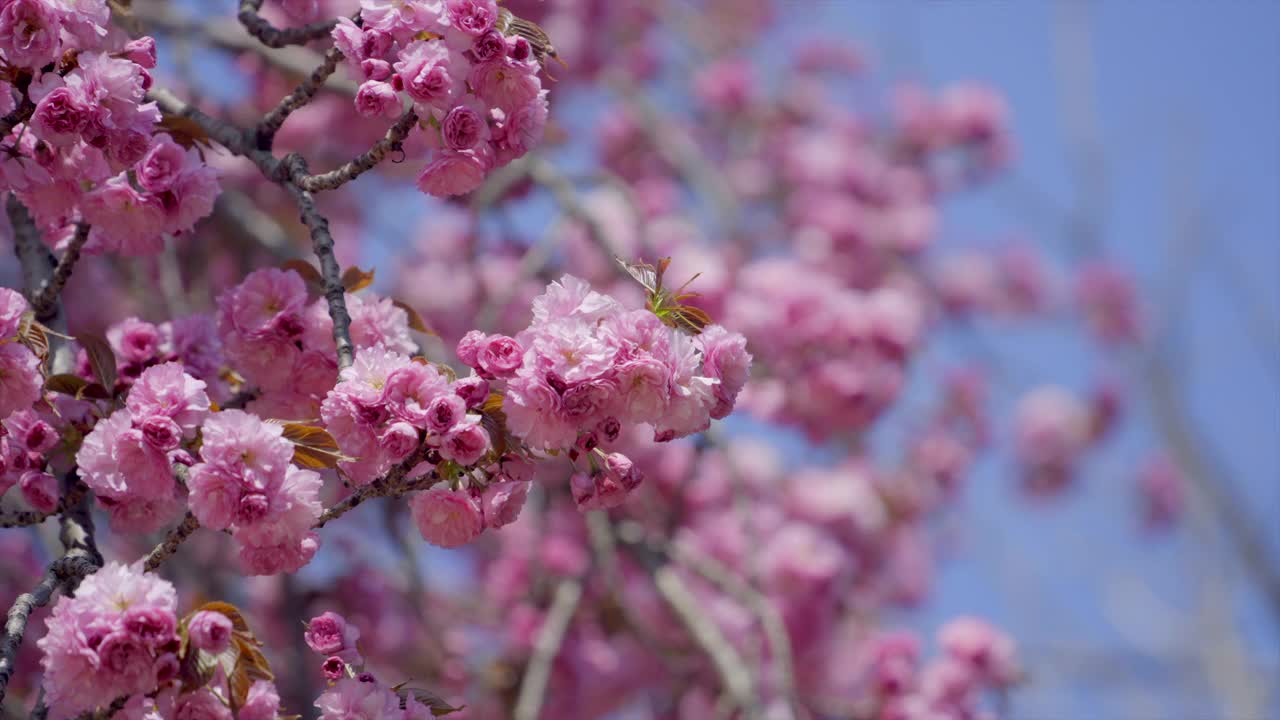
[291,109,418,192]
[512,579,582,720]
[142,512,201,572]
[313,447,435,528]
[255,43,348,150]
[0,478,102,702]
[237,0,340,48]
[30,223,90,319]
[282,174,355,368]
[133,5,358,97]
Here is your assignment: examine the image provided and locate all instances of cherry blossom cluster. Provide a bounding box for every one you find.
[38,563,283,720]
[463,274,751,448]
[0,289,53,509]
[37,562,180,720]
[76,362,210,531]
[216,268,415,419]
[0,0,219,255]
[725,259,922,440]
[859,618,1020,719]
[302,611,457,719]
[1013,384,1120,497]
[105,314,228,399]
[333,0,550,197]
[188,410,323,575]
[321,348,492,485]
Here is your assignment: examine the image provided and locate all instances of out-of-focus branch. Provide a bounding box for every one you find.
[607,73,739,233]
[652,564,757,719]
[237,0,340,48]
[672,539,802,720]
[29,223,90,319]
[1146,355,1280,626]
[512,579,582,720]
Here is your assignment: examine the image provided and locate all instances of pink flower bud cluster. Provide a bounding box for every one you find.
[76,362,210,532]
[37,562,179,720]
[864,618,1020,719]
[187,410,323,575]
[1,9,219,255]
[333,0,550,197]
[1075,261,1144,345]
[463,274,751,451]
[0,288,42,419]
[894,83,1013,174]
[726,260,922,439]
[932,245,1052,320]
[320,347,494,486]
[305,613,454,719]
[104,314,228,400]
[0,410,59,511]
[216,268,416,418]
[1013,385,1093,497]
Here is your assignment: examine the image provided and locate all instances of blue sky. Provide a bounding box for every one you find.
[804,3,1280,717]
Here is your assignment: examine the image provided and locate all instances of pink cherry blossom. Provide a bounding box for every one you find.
[410,488,483,548]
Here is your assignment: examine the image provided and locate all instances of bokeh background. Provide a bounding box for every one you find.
[2,1,1277,718]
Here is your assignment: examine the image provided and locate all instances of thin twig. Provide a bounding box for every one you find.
[283,175,355,368]
[291,109,418,192]
[512,579,582,720]
[142,512,201,572]
[31,223,90,319]
[313,447,434,528]
[255,43,348,150]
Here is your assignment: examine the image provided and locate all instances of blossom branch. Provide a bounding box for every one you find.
[0,482,89,529]
[237,0,341,48]
[142,512,201,572]
[289,109,418,192]
[313,447,434,529]
[30,223,91,320]
[8,195,57,317]
[255,43,348,150]
[0,478,101,702]
[283,178,355,368]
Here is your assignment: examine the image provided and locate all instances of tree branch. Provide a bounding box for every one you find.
[255,43,348,150]
[291,109,418,192]
[0,478,102,702]
[237,0,341,48]
[313,447,435,529]
[512,579,582,720]
[30,223,90,320]
[142,512,201,572]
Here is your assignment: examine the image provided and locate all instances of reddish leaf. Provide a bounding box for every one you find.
[341,266,376,293]
[392,299,437,336]
[281,260,325,295]
[280,422,353,469]
[77,334,116,390]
